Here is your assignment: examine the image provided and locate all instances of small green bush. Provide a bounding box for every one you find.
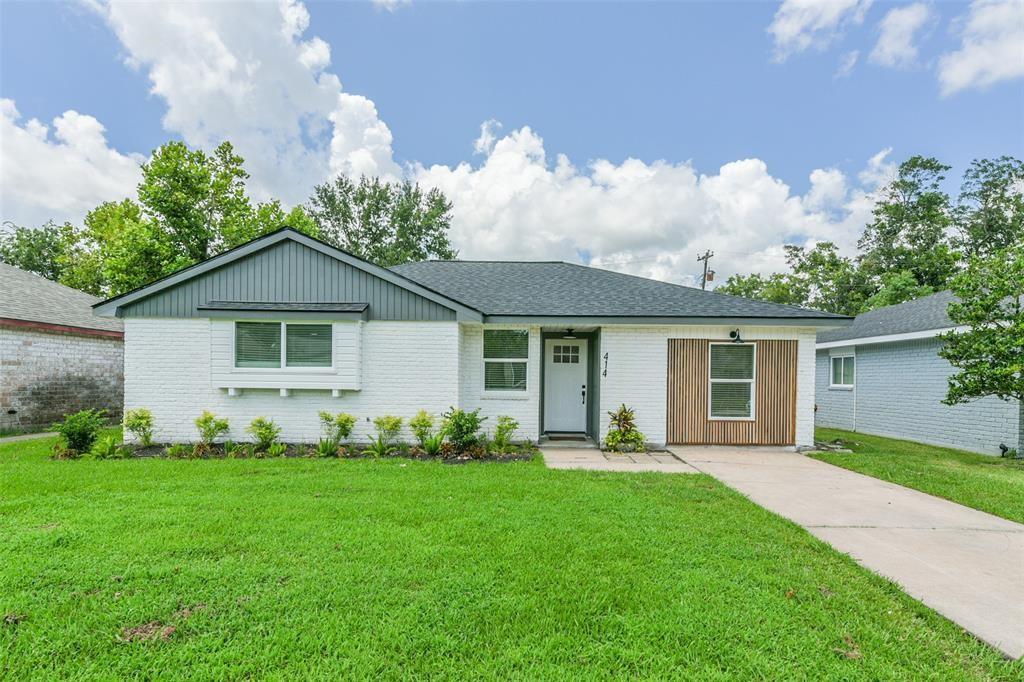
[247,417,281,451]
[491,415,519,454]
[90,435,129,460]
[54,409,107,453]
[364,415,403,457]
[442,408,486,453]
[267,442,288,458]
[409,410,436,447]
[604,404,646,452]
[223,440,240,458]
[319,411,357,443]
[315,438,340,458]
[164,443,191,459]
[123,408,154,446]
[421,432,444,457]
[195,411,230,445]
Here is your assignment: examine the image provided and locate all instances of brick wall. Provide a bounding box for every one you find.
[0,326,124,432]
[814,338,1021,455]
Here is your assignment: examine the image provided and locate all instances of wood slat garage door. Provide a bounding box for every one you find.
[667,339,797,445]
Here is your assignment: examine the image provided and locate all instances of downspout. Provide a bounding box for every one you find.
[852,347,857,432]
[1018,399,1023,457]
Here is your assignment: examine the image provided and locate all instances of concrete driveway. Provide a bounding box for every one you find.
[671,446,1024,659]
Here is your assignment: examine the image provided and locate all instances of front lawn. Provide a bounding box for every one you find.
[813,428,1024,525]
[2,435,1019,678]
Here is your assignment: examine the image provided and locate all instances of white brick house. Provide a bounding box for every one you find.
[816,290,1022,456]
[0,264,124,432]
[94,229,849,448]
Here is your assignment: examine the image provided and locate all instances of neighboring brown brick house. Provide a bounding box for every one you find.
[0,263,124,433]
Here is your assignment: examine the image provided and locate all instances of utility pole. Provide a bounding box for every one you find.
[697,250,714,290]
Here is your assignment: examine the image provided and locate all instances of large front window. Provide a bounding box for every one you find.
[235,322,332,369]
[709,343,755,419]
[483,329,528,391]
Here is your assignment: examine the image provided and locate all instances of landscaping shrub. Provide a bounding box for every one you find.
[365,415,403,457]
[605,404,647,452]
[491,415,519,454]
[123,408,154,446]
[318,411,356,443]
[164,444,191,459]
[409,410,436,447]
[223,440,241,458]
[54,409,107,454]
[247,417,281,452]
[315,438,341,458]
[90,434,129,460]
[442,407,486,453]
[195,411,230,445]
[421,432,445,457]
[267,442,288,458]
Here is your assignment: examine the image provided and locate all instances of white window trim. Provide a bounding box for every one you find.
[232,320,335,373]
[707,342,757,421]
[829,354,855,390]
[482,328,529,393]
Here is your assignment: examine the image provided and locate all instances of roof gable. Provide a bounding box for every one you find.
[94,229,482,322]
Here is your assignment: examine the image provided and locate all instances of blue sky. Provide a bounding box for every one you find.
[1,1,1022,284]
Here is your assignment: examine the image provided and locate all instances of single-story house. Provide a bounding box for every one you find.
[1,263,124,433]
[93,228,850,447]
[815,290,1022,455]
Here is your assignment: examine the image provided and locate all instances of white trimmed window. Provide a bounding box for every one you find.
[235,322,332,369]
[483,329,528,391]
[830,355,855,388]
[709,343,755,419]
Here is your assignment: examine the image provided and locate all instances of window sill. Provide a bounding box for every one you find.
[708,416,755,422]
[828,385,854,391]
[232,367,336,375]
[480,391,530,401]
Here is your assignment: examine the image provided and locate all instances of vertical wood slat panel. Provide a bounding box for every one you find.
[667,339,797,445]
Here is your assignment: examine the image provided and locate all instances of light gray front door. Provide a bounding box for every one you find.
[544,339,588,432]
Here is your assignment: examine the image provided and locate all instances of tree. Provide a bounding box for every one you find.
[938,244,1024,455]
[953,156,1024,259]
[857,156,959,291]
[716,272,808,307]
[0,221,68,281]
[786,242,872,316]
[861,270,934,312]
[306,175,457,266]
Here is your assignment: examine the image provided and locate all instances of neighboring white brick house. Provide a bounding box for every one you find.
[816,292,1022,456]
[0,264,124,432]
[95,229,850,448]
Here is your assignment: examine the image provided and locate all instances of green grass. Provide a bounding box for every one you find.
[2,435,1019,679]
[813,428,1024,525]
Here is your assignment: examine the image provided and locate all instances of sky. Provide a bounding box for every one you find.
[1,0,1022,287]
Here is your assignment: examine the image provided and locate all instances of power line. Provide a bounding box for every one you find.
[697,250,714,290]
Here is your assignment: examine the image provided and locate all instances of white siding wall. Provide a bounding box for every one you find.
[124,318,459,443]
[458,324,541,442]
[598,325,818,447]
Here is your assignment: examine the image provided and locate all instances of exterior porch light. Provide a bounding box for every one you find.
[562,328,577,339]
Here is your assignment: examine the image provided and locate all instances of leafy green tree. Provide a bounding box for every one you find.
[306,175,458,266]
[858,156,959,291]
[860,270,935,312]
[939,244,1024,454]
[953,156,1024,259]
[786,242,872,316]
[716,272,807,307]
[0,221,68,281]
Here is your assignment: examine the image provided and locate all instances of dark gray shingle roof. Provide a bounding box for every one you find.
[390,260,849,321]
[0,263,123,333]
[817,290,957,344]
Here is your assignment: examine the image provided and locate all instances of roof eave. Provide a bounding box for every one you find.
[481,314,853,327]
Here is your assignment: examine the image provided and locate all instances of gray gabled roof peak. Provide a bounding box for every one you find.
[817,290,958,344]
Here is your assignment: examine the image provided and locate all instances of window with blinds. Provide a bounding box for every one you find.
[709,343,755,419]
[234,322,333,369]
[235,322,282,368]
[830,355,855,387]
[286,324,332,367]
[483,329,528,391]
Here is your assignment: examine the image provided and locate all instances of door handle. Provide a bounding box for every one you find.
[581,384,586,404]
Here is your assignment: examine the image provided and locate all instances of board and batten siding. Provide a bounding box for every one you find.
[119,239,456,321]
[667,339,797,445]
[598,326,816,448]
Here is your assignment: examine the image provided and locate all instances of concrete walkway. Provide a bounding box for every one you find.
[671,446,1024,659]
[542,448,699,473]
[0,431,55,444]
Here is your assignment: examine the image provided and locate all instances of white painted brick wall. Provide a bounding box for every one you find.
[124,318,459,443]
[459,324,541,442]
[0,326,123,431]
[815,337,1020,455]
[598,326,817,447]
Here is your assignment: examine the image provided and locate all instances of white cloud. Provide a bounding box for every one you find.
[413,125,887,284]
[768,0,873,61]
[870,2,932,68]
[835,49,860,77]
[857,147,896,187]
[92,0,400,206]
[0,99,142,226]
[372,0,411,12]
[938,0,1024,95]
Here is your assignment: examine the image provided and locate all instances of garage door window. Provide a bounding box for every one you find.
[709,343,755,419]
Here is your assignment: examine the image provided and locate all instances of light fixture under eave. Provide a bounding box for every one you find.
[562,328,577,339]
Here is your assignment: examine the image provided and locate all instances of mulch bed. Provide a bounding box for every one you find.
[127,442,537,463]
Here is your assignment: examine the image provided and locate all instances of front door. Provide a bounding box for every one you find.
[544,339,588,433]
